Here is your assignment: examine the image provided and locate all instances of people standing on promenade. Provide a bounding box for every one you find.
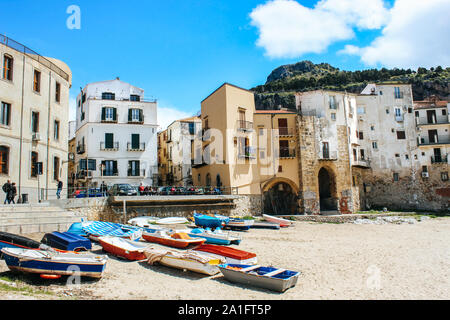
[7,182,17,204]
[56,179,63,199]
[100,181,108,197]
[2,180,11,204]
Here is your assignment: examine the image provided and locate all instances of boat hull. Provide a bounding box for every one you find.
[193,244,257,264]
[194,214,223,228]
[142,233,205,249]
[1,248,107,279]
[218,264,299,292]
[188,233,231,245]
[159,255,220,276]
[250,222,280,230]
[262,214,292,227]
[98,237,147,261]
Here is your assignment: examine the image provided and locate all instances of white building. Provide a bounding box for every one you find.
[0,34,72,202]
[74,78,158,188]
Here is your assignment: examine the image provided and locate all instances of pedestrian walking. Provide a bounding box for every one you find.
[56,179,63,199]
[7,182,17,204]
[100,181,108,197]
[2,179,11,204]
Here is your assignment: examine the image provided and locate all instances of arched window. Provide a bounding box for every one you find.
[198,174,201,184]
[206,173,211,187]
[216,174,222,187]
[0,146,9,175]
[3,54,13,81]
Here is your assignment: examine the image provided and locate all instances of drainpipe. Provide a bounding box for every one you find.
[342,93,354,211]
[45,71,52,200]
[18,55,26,201]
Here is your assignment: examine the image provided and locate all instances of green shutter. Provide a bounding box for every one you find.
[132,134,139,149]
[105,133,113,148]
[101,108,106,121]
[113,108,117,121]
[139,109,143,122]
[128,109,132,122]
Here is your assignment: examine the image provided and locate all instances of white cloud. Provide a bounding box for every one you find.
[249,0,389,58]
[348,0,450,69]
[157,103,192,132]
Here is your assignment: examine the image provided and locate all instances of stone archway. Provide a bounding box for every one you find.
[318,167,338,211]
[262,178,298,215]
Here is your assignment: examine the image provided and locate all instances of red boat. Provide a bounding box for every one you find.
[142,230,205,249]
[98,236,148,261]
[193,244,257,265]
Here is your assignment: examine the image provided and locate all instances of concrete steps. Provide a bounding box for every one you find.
[0,203,87,235]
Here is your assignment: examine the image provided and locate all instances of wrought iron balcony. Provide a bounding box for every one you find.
[128,169,146,177]
[277,128,296,137]
[279,147,296,159]
[76,144,86,154]
[431,155,448,164]
[237,120,254,132]
[418,137,450,146]
[238,146,257,159]
[100,142,119,151]
[127,142,146,151]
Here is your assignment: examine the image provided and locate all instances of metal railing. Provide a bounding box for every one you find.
[277,128,296,136]
[127,169,146,177]
[76,144,86,154]
[236,120,254,132]
[431,155,448,164]
[86,95,157,103]
[0,34,70,82]
[279,147,296,159]
[100,142,119,151]
[416,118,450,126]
[238,146,257,159]
[127,142,146,151]
[418,137,450,146]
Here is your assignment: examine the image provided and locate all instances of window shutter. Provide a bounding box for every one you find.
[113,108,117,121]
[113,161,118,175]
[101,108,106,121]
[132,134,140,149]
[139,109,143,122]
[128,109,132,122]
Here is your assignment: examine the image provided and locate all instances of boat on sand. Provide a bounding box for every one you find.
[177,227,241,245]
[98,236,149,261]
[218,264,300,292]
[144,246,224,276]
[193,244,257,265]
[262,214,293,227]
[142,229,205,249]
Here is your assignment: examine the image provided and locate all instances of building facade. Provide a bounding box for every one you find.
[0,34,72,203]
[74,78,158,189]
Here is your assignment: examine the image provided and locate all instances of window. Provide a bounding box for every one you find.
[322,142,330,159]
[259,149,266,159]
[3,55,13,81]
[278,166,283,173]
[393,173,399,181]
[370,125,375,131]
[385,108,390,114]
[188,122,195,135]
[443,109,447,116]
[102,160,118,176]
[394,87,402,99]
[206,173,211,187]
[198,174,201,183]
[128,160,141,177]
[53,156,60,181]
[128,108,143,123]
[331,113,336,121]
[357,107,365,115]
[258,128,264,136]
[329,96,337,109]
[422,166,428,173]
[130,95,140,102]
[131,134,140,150]
[55,82,61,102]
[31,152,38,177]
[104,133,114,149]
[0,102,11,126]
[360,149,365,160]
[31,111,39,133]
[397,131,406,140]
[54,120,60,140]
[80,159,96,171]
[372,142,378,150]
[405,154,409,160]
[102,107,117,122]
[102,92,115,100]
[441,172,449,182]
[359,131,364,140]
[33,70,41,93]
[0,146,9,175]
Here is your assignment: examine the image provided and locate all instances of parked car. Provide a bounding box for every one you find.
[175,187,186,195]
[158,186,175,195]
[108,184,138,196]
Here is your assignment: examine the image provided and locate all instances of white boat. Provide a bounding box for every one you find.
[128,216,160,228]
[97,236,149,261]
[143,246,224,276]
[262,214,293,227]
[156,217,189,225]
[175,227,242,245]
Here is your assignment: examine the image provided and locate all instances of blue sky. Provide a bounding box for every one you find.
[1,0,447,129]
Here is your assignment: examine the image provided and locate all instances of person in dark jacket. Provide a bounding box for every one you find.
[7,182,17,204]
[56,180,63,199]
[100,181,108,197]
[3,180,11,204]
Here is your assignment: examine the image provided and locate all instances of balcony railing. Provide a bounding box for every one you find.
[102,171,119,177]
[76,144,86,154]
[279,147,296,159]
[319,151,338,161]
[100,142,119,151]
[416,118,450,126]
[431,155,448,164]
[352,159,371,168]
[127,142,146,151]
[128,169,146,177]
[237,120,254,132]
[418,137,450,146]
[238,146,257,159]
[86,95,157,103]
[277,128,296,136]
[76,170,93,180]
[128,118,145,124]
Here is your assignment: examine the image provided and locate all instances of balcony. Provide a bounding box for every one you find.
[279,147,296,159]
[319,151,338,161]
[418,137,450,146]
[238,146,257,159]
[395,115,404,122]
[127,142,146,151]
[102,171,119,177]
[76,170,93,180]
[128,117,145,125]
[237,120,254,132]
[352,159,371,169]
[76,144,86,154]
[100,142,119,151]
[416,118,450,126]
[277,128,296,137]
[101,118,118,124]
[431,155,448,164]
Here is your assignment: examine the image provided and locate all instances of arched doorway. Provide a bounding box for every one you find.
[263,181,298,215]
[318,167,337,211]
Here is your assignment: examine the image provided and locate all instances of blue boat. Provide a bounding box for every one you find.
[1,247,107,279]
[186,228,241,245]
[41,232,92,252]
[223,218,254,231]
[67,222,88,237]
[194,213,226,229]
[80,221,143,241]
[0,232,50,256]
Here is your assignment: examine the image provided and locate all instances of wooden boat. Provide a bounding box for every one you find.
[262,214,293,227]
[224,218,255,231]
[0,231,52,253]
[142,229,205,249]
[156,217,189,225]
[81,221,143,241]
[251,221,281,230]
[193,244,257,265]
[144,246,224,276]
[1,247,108,279]
[128,216,160,227]
[218,264,300,292]
[97,236,148,261]
[194,213,224,229]
[177,228,241,246]
[41,232,92,252]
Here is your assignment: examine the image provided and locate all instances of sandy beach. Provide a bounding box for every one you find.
[1,217,449,300]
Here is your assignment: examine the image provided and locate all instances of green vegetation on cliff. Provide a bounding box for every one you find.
[251,61,450,110]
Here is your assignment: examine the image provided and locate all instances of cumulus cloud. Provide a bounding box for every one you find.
[348,0,450,69]
[249,0,389,58]
[157,103,192,132]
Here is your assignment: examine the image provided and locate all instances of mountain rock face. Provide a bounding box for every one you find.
[252,60,449,110]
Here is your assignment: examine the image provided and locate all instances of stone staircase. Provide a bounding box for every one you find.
[0,203,87,235]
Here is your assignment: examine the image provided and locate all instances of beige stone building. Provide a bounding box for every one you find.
[157,129,169,185]
[0,34,72,203]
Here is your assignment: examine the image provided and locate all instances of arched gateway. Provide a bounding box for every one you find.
[262,178,298,215]
[318,167,338,211]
